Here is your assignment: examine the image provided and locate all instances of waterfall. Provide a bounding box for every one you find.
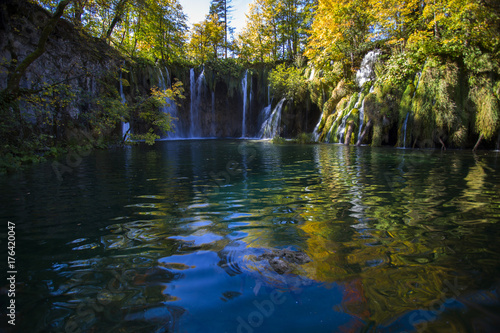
[241,70,248,138]
[357,85,374,144]
[312,120,321,141]
[259,103,272,130]
[309,68,316,81]
[195,69,205,136]
[249,89,253,135]
[357,98,366,143]
[337,109,354,143]
[352,51,379,143]
[413,72,422,98]
[356,50,380,88]
[158,67,180,138]
[312,51,380,144]
[337,93,362,143]
[259,98,286,139]
[189,68,195,137]
[120,67,130,140]
[401,71,422,147]
[189,68,204,137]
[402,112,410,148]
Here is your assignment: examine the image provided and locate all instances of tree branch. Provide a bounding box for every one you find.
[3,0,70,101]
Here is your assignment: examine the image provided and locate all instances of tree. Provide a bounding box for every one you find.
[187,12,224,64]
[369,0,424,50]
[2,0,70,103]
[209,0,234,58]
[305,0,371,74]
[34,0,189,62]
[236,0,315,63]
[236,0,274,62]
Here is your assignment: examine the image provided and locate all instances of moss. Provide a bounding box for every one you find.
[295,132,314,144]
[363,92,379,121]
[411,57,462,145]
[337,96,350,111]
[330,79,349,108]
[323,114,336,138]
[396,83,415,146]
[470,74,499,140]
[347,92,359,111]
[372,123,383,147]
[272,136,286,144]
[450,125,468,147]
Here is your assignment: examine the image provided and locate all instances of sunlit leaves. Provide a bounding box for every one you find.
[305,0,371,72]
[236,0,315,63]
[34,0,189,62]
[469,75,499,140]
[128,80,184,144]
[187,14,225,64]
[269,64,308,102]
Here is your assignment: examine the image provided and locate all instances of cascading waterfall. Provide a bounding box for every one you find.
[401,71,422,147]
[189,68,195,137]
[196,69,205,136]
[357,85,374,144]
[241,70,248,138]
[259,103,272,130]
[249,89,253,134]
[402,112,410,148]
[337,93,362,143]
[158,67,180,138]
[312,120,322,141]
[309,68,316,81]
[259,98,286,139]
[356,50,381,87]
[189,68,205,137]
[120,66,130,140]
[313,50,380,144]
[353,51,379,143]
[357,98,367,143]
[337,109,354,143]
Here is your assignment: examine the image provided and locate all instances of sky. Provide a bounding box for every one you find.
[178,0,253,35]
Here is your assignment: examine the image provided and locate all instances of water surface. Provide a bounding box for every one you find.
[1,140,500,332]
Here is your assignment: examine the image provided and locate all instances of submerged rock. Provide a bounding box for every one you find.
[255,248,311,273]
[218,243,314,296]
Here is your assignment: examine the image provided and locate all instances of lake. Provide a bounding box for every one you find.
[1,140,500,332]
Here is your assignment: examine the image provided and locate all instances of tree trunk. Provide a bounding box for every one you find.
[105,0,128,41]
[73,0,88,27]
[2,0,69,102]
[356,120,372,146]
[224,0,227,59]
[473,134,483,152]
[438,137,446,150]
[344,121,354,145]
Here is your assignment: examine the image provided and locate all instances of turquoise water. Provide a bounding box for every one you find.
[1,140,500,332]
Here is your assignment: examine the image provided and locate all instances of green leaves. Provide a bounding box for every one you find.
[269,63,307,102]
[127,79,184,144]
[236,0,315,63]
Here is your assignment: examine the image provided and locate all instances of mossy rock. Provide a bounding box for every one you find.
[371,123,383,147]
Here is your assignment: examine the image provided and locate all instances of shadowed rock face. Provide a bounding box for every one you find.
[0,1,123,113]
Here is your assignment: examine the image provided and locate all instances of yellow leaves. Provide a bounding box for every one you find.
[306,0,371,67]
[386,38,405,46]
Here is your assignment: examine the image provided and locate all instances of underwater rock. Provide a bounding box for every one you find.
[254,249,311,274]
